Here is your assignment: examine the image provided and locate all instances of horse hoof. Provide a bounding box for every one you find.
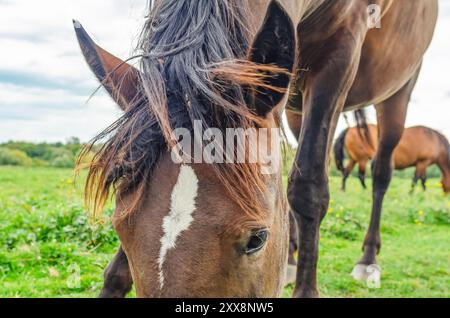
[99,288,128,298]
[284,264,297,286]
[292,288,320,298]
[351,264,369,281]
[351,264,381,288]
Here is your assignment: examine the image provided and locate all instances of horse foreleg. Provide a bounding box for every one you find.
[352,70,420,284]
[410,174,420,194]
[288,103,340,298]
[99,245,133,298]
[289,27,365,298]
[411,161,429,194]
[421,175,428,191]
[418,161,429,191]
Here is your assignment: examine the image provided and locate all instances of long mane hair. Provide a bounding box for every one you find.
[79,0,287,221]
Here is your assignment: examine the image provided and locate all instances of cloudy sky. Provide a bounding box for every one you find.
[0,0,449,143]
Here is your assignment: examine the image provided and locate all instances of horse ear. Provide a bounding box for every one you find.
[73,20,142,111]
[248,1,296,116]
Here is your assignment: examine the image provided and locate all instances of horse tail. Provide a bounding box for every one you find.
[334,128,349,173]
[354,109,374,149]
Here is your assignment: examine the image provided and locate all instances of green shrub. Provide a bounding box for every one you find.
[0,148,33,167]
[49,149,76,168]
[0,138,87,168]
[32,158,49,167]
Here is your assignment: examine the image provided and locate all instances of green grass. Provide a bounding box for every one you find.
[0,166,448,298]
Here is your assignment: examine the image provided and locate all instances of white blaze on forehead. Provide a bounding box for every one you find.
[158,165,199,288]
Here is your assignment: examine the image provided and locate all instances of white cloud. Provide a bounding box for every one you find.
[0,83,83,105]
[0,0,146,142]
[1,90,122,143]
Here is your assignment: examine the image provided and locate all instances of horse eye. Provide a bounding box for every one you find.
[245,229,269,255]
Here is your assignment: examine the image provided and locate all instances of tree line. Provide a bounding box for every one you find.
[0,137,91,168]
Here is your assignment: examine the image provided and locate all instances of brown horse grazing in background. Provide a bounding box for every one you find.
[334,123,377,191]
[334,124,450,194]
[75,0,438,298]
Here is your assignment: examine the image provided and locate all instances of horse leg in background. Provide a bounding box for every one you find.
[99,246,133,298]
[286,110,302,140]
[410,174,420,194]
[411,161,429,193]
[285,100,303,286]
[419,162,430,191]
[285,211,298,285]
[288,27,365,298]
[358,160,368,189]
[288,211,298,265]
[352,70,420,284]
[342,159,356,192]
[421,175,428,191]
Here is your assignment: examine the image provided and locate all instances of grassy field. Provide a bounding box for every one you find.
[0,166,448,298]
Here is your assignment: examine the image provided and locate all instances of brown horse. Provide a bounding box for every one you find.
[334,124,450,193]
[75,0,296,298]
[334,123,377,191]
[75,0,438,298]
[284,0,437,297]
